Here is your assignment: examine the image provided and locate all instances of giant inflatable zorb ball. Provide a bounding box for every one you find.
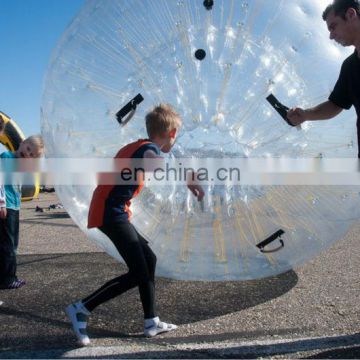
[42,0,360,280]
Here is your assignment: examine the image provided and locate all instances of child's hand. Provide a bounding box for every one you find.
[187,184,205,202]
[186,171,205,201]
[0,207,7,219]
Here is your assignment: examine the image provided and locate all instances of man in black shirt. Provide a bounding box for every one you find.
[287,0,360,157]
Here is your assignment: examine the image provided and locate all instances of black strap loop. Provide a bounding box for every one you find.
[257,229,285,253]
[116,93,144,124]
[266,93,295,127]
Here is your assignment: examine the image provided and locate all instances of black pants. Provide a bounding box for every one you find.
[82,222,157,319]
[0,209,20,286]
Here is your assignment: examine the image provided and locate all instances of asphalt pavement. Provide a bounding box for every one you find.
[0,193,359,358]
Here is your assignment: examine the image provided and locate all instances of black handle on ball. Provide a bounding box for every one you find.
[116,94,144,124]
[266,93,295,127]
[256,229,285,253]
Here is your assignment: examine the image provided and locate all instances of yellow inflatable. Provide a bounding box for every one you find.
[0,111,40,201]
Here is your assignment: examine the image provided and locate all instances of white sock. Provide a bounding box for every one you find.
[76,301,91,316]
[145,316,159,327]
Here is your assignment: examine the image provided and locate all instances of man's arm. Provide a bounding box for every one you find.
[287,101,343,126]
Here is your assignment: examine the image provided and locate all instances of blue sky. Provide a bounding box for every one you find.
[0,0,84,138]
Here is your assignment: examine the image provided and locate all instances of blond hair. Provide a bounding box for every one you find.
[145,104,181,139]
[24,135,45,156]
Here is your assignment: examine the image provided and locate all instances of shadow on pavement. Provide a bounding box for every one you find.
[306,347,360,359]
[21,218,76,228]
[1,332,359,359]
[95,332,360,359]
[35,213,71,219]
[0,252,298,352]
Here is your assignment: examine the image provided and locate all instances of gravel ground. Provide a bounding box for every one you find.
[0,192,359,358]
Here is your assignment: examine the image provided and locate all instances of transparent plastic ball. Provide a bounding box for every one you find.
[42,0,360,280]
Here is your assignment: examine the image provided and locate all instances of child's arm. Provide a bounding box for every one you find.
[0,185,5,206]
[143,149,165,172]
[186,172,205,202]
[0,184,6,219]
[0,150,7,218]
[144,150,204,201]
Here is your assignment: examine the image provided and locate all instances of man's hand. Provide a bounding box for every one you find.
[0,207,7,219]
[287,101,343,125]
[287,107,307,126]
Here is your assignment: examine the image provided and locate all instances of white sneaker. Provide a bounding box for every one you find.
[144,317,178,337]
[66,302,91,346]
